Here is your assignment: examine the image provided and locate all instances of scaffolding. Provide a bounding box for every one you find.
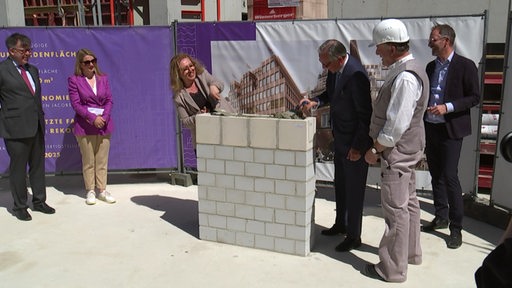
[23,0,135,26]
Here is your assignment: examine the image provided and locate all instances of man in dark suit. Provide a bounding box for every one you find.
[0,33,55,221]
[421,24,480,249]
[301,39,372,252]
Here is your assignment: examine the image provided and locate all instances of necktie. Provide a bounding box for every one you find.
[19,65,35,95]
[334,71,342,92]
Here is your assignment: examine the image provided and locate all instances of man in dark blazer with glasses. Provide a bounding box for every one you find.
[0,33,55,221]
[422,24,480,249]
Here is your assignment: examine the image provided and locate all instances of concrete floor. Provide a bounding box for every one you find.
[0,174,504,288]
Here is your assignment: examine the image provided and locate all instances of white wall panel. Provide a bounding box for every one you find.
[491,11,512,210]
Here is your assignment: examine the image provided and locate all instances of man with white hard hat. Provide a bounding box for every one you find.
[363,18,429,283]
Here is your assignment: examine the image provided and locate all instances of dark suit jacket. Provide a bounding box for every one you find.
[0,57,45,139]
[317,55,372,152]
[426,53,480,139]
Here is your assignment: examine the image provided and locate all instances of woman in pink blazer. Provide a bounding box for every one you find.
[68,48,115,205]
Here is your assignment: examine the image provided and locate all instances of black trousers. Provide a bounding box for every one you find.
[425,122,464,231]
[334,143,369,239]
[475,238,512,288]
[4,126,46,211]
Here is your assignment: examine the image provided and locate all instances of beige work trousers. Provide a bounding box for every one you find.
[375,148,423,283]
[76,135,111,191]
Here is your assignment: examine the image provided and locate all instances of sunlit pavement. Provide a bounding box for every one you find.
[0,174,502,288]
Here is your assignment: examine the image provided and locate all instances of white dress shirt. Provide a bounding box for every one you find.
[377,54,423,148]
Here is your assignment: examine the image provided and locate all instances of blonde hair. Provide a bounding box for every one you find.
[73,48,103,76]
[169,53,205,95]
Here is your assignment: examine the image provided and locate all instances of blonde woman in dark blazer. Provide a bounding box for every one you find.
[170,53,224,147]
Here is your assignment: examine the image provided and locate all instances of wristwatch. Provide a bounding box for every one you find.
[370,147,380,155]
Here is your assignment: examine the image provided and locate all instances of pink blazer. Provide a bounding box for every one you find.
[68,74,114,136]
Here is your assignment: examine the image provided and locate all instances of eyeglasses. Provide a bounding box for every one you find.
[320,59,335,69]
[321,60,333,68]
[13,48,32,54]
[81,59,97,65]
[320,55,344,69]
[180,63,195,72]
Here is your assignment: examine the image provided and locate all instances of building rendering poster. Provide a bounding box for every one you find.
[180,16,485,194]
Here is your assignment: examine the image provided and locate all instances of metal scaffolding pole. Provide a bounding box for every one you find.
[97,0,103,25]
[92,0,98,26]
[90,0,104,26]
[76,0,86,26]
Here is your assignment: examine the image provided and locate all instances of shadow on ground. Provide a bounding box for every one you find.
[0,174,504,256]
[312,185,380,269]
[131,194,199,239]
[313,184,500,258]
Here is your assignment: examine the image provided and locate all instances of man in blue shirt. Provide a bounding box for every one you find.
[421,24,480,249]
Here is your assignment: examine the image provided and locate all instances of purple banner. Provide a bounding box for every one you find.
[176,22,257,168]
[0,27,177,173]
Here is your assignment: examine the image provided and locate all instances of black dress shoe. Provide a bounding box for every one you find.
[447,230,462,249]
[421,217,449,232]
[32,203,55,214]
[14,209,32,221]
[335,237,362,252]
[362,264,386,282]
[321,225,346,236]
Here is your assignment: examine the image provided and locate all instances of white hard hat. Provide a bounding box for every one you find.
[370,19,409,46]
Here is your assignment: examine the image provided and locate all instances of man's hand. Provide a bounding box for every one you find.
[346,148,362,161]
[365,142,384,165]
[299,98,317,114]
[364,149,379,165]
[427,103,447,115]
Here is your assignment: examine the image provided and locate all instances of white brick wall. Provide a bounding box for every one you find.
[225,160,244,176]
[227,217,246,231]
[197,114,316,256]
[254,207,274,222]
